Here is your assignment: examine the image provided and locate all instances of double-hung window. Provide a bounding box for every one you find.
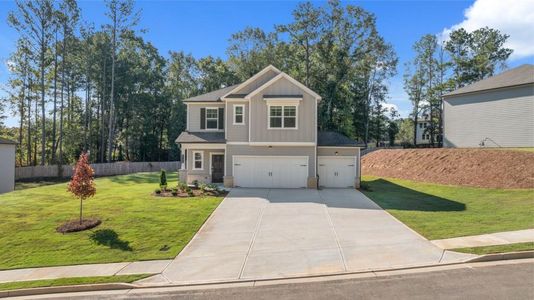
[269,105,297,129]
[206,108,218,129]
[193,151,203,170]
[234,105,244,125]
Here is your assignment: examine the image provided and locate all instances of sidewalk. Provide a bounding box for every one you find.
[0,260,171,284]
[431,229,534,249]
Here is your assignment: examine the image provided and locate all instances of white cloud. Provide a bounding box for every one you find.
[441,0,534,60]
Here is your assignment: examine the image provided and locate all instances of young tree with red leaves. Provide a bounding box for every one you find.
[68,152,96,224]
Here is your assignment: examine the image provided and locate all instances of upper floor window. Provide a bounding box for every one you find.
[269,105,297,129]
[234,105,244,125]
[206,108,218,129]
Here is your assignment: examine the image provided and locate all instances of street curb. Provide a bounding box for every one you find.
[0,283,134,298]
[466,250,534,263]
[1,252,532,298]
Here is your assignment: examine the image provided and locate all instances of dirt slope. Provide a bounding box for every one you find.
[362,149,534,189]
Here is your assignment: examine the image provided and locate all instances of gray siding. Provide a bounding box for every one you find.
[232,69,279,95]
[187,103,225,132]
[0,144,16,194]
[225,102,249,142]
[185,148,225,183]
[443,85,534,148]
[226,145,316,178]
[250,78,317,143]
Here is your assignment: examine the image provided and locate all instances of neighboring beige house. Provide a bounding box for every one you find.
[0,138,17,194]
[443,64,534,148]
[176,65,361,189]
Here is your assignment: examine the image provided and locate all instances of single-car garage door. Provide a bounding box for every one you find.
[233,156,308,188]
[318,156,356,188]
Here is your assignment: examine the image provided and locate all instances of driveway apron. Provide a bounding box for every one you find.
[161,188,472,284]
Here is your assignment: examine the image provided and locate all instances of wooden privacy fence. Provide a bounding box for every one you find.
[15,161,181,180]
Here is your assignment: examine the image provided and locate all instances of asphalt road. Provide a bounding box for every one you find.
[21,260,534,300]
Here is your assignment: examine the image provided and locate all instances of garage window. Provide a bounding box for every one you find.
[269,105,297,129]
[193,151,203,170]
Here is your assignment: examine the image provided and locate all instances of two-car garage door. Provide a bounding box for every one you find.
[233,156,308,188]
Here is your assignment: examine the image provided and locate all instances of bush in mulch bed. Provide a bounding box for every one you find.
[56,218,101,233]
[153,181,228,198]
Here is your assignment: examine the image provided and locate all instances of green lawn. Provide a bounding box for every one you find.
[361,176,534,240]
[453,242,534,255]
[0,274,149,291]
[0,172,223,270]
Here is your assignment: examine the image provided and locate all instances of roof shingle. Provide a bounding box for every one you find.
[317,131,360,147]
[175,132,225,143]
[445,64,534,97]
[183,84,240,102]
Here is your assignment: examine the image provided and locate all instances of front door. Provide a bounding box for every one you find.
[211,154,224,183]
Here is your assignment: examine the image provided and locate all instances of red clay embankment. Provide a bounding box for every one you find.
[362,148,534,189]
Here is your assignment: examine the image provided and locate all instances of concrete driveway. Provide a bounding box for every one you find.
[158,189,473,284]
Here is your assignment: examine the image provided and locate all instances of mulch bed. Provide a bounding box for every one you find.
[153,189,228,198]
[56,218,101,233]
[362,148,534,189]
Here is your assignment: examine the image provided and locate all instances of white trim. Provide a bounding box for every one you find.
[264,99,301,106]
[226,142,249,145]
[245,72,322,100]
[205,107,219,130]
[267,104,298,130]
[248,142,315,146]
[317,146,362,149]
[221,65,282,100]
[233,104,245,125]
[186,103,190,131]
[181,143,226,150]
[224,101,228,140]
[224,99,249,102]
[209,152,224,176]
[192,151,204,171]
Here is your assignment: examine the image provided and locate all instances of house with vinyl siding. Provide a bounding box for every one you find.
[443,64,534,148]
[176,65,361,189]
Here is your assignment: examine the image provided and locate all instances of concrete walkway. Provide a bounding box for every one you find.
[432,229,534,249]
[151,188,474,285]
[0,260,171,284]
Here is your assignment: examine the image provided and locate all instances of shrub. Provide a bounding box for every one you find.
[160,170,168,191]
[176,180,188,193]
[359,182,372,192]
[192,180,199,189]
[154,188,161,194]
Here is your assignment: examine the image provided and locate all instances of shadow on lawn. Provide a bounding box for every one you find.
[363,178,466,212]
[89,229,133,251]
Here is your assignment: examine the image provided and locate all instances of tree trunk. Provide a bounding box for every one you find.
[79,197,83,224]
[40,30,46,166]
[107,10,117,163]
[52,33,58,163]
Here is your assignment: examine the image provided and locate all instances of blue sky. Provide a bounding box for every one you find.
[1,0,533,126]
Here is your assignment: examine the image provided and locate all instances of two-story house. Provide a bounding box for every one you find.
[176,65,361,189]
[415,116,431,145]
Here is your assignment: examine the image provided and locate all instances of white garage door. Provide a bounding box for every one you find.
[318,156,356,188]
[233,156,308,188]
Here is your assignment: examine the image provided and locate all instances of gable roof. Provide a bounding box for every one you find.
[317,131,360,147]
[183,84,240,103]
[445,64,534,97]
[245,72,322,100]
[221,65,282,100]
[0,137,17,145]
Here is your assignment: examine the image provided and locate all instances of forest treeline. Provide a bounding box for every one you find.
[0,0,512,166]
